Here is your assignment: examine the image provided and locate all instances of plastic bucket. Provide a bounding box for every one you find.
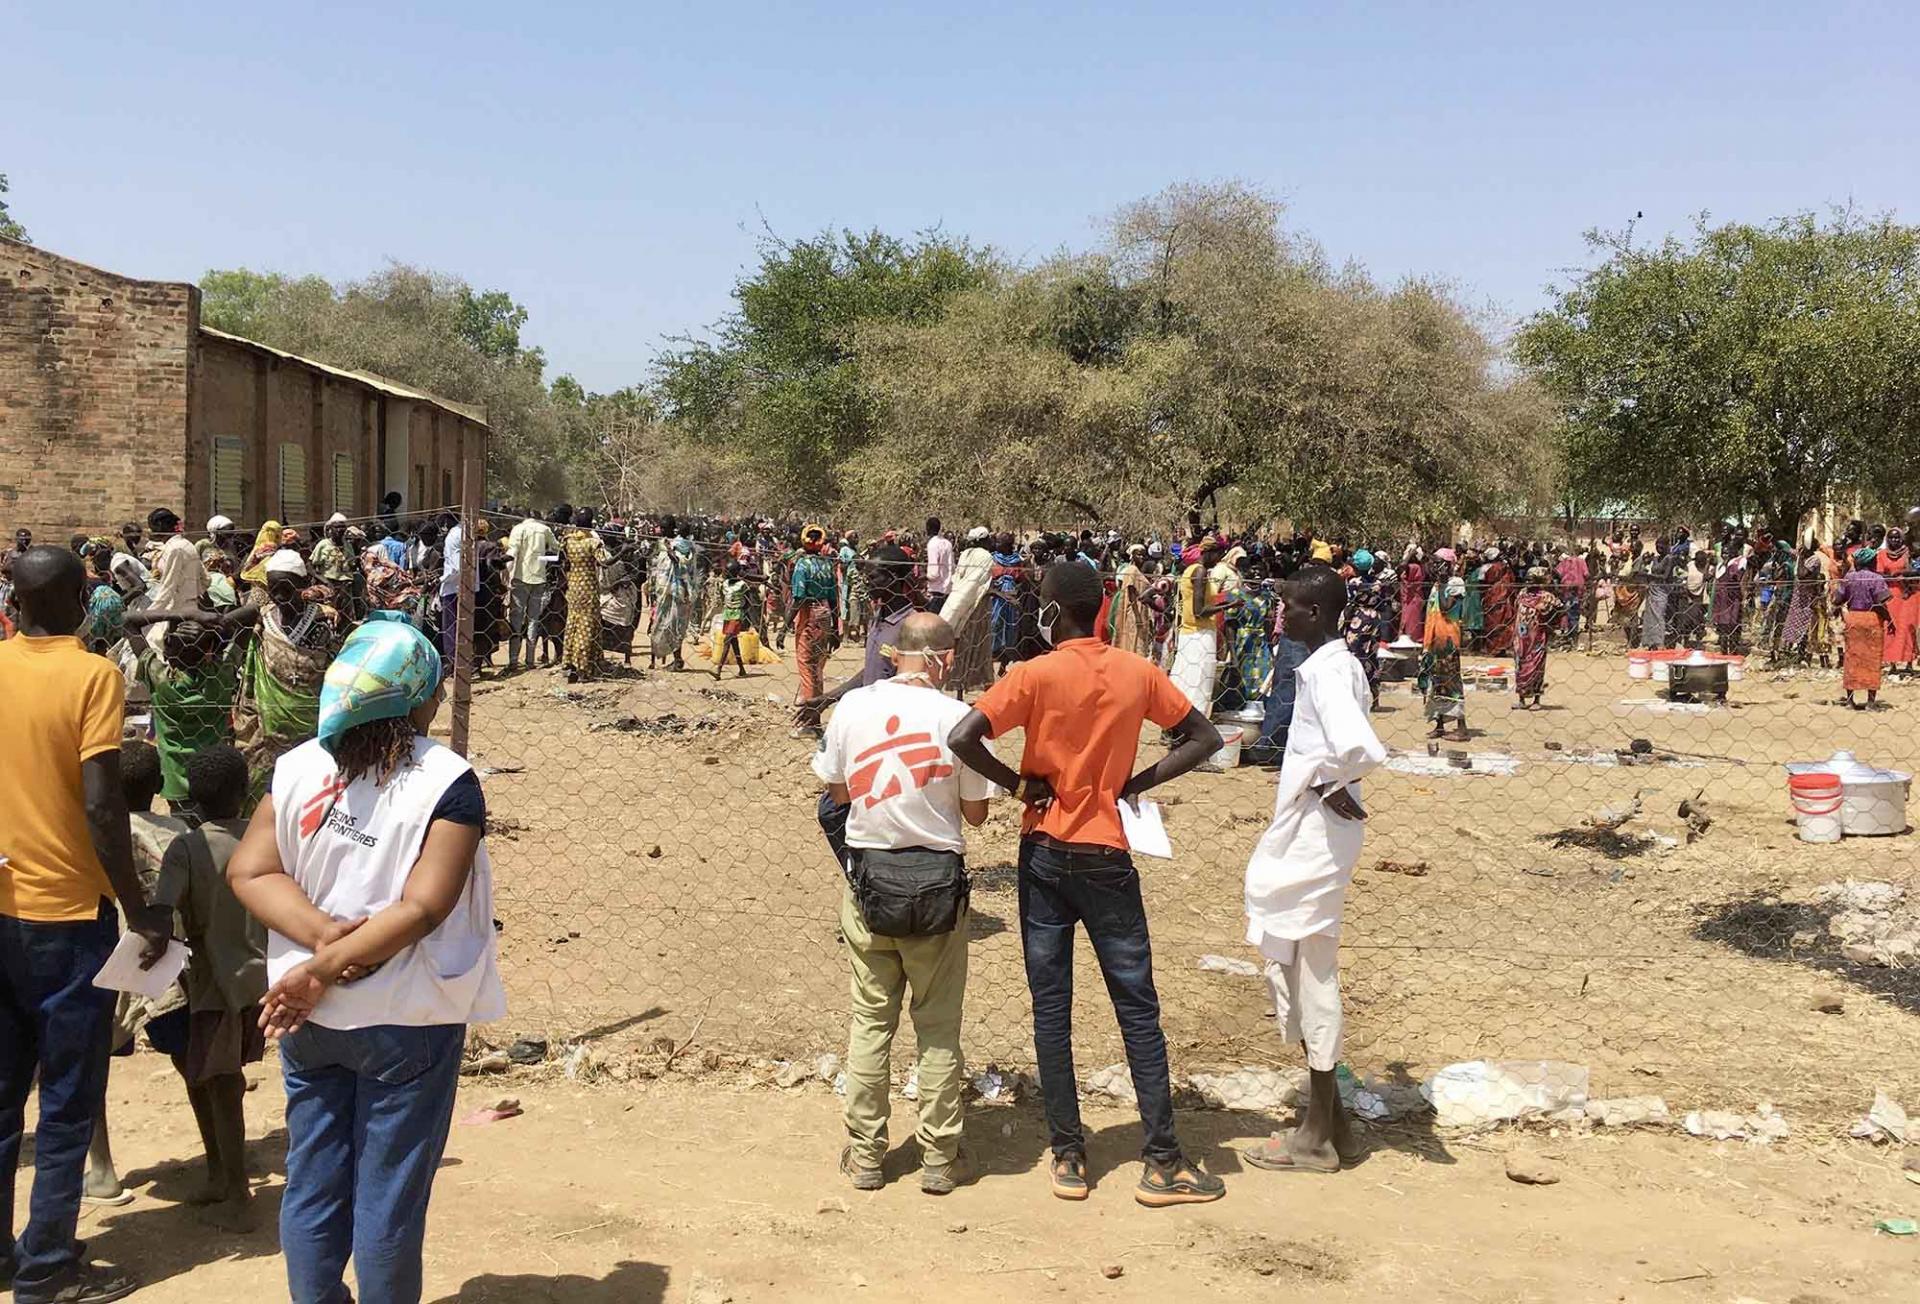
[1788,773,1844,843]
[1201,726,1245,772]
[1627,653,1651,680]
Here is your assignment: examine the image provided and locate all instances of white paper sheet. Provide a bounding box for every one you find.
[1119,798,1173,859]
[92,933,190,1000]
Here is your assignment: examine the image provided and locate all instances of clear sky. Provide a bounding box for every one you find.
[6,1,1913,391]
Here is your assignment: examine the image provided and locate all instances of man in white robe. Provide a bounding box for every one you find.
[1241,564,1385,1174]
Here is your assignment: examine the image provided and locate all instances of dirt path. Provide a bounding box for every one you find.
[58,1070,1917,1302]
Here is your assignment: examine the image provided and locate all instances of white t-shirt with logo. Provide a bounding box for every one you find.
[812,678,996,854]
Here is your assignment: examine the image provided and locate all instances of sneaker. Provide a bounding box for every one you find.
[33,1262,140,1304]
[920,1149,969,1196]
[1136,1155,1226,1207]
[839,1146,884,1192]
[1049,1152,1090,1201]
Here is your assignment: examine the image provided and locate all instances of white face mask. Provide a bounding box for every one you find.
[1037,601,1061,646]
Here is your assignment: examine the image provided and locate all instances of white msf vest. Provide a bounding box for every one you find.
[270,735,507,1029]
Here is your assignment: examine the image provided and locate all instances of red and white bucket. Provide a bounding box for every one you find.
[1788,772,1844,843]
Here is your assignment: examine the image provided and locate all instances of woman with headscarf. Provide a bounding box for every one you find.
[1397,546,1426,643]
[789,525,839,732]
[649,530,697,672]
[559,507,605,683]
[228,618,504,1304]
[1877,527,1919,673]
[1834,546,1893,709]
[233,551,340,803]
[1342,549,1389,708]
[238,520,285,592]
[1479,546,1517,655]
[940,527,998,694]
[1512,567,1564,709]
[1420,576,1470,740]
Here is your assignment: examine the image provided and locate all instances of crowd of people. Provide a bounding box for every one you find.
[1,494,1914,1300]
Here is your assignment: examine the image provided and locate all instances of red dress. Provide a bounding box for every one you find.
[1878,549,1920,664]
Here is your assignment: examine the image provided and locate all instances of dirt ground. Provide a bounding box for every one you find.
[30,623,1920,1300]
[461,626,1918,1129]
[50,1070,1920,1302]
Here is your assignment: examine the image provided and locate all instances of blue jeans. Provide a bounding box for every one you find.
[279,1022,465,1304]
[0,906,117,1301]
[1017,839,1180,1164]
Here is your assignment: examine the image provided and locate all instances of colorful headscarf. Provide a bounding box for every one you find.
[317,615,443,754]
[1854,546,1878,569]
[241,520,284,586]
[1352,549,1375,573]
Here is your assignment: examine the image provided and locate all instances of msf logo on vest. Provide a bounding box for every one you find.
[297,777,380,848]
[847,715,953,809]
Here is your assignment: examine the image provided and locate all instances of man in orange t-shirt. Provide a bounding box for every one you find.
[1,547,172,1303]
[950,561,1227,1208]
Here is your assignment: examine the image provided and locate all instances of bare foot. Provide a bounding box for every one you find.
[196,1194,256,1233]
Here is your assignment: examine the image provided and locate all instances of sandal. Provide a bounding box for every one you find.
[1136,1155,1226,1206]
[1242,1129,1340,1174]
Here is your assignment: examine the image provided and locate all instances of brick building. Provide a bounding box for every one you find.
[1,238,488,542]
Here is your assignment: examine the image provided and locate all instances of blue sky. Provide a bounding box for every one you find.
[5,1,1913,391]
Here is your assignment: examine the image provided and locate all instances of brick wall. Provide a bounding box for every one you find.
[0,239,196,541]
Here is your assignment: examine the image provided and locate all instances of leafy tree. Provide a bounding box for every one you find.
[1515,212,1920,536]
[198,264,569,500]
[0,173,27,243]
[654,227,994,509]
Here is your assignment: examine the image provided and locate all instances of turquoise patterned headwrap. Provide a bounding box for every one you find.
[318,614,444,753]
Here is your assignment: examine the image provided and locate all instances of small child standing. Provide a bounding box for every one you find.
[152,744,267,1230]
[714,561,755,680]
[87,741,190,1206]
[1240,565,1386,1174]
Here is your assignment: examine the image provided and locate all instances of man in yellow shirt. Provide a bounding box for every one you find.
[1,546,171,1304]
[1171,536,1235,714]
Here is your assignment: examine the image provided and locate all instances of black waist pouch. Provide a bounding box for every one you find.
[851,847,969,939]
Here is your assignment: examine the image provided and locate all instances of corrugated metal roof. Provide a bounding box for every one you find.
[198,326,490,427]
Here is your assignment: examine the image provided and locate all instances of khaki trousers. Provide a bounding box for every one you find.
[840,885,968,1167]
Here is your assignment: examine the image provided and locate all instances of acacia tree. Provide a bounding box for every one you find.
[1515,212,1920,536]
[849,182,1548,534]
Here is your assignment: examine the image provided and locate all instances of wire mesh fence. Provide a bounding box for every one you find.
[449,535,1918,1135]
[96,509,1919,1135]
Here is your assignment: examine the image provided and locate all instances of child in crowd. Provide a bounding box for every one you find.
[151,744,267,1230]
[86,741,191,1206]
[714,561,754,680]
[1240,565,1386,1174]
